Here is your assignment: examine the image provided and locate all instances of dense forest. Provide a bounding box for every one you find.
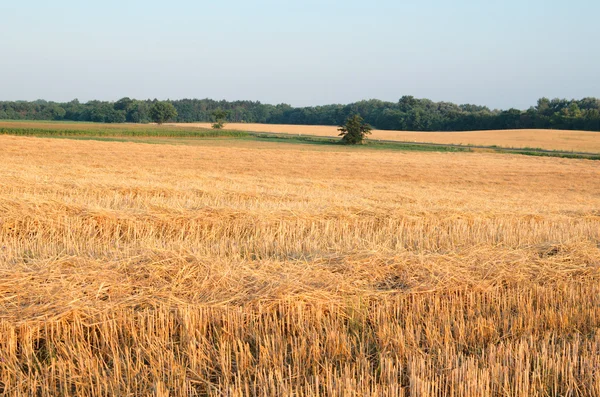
[1,96,599,132]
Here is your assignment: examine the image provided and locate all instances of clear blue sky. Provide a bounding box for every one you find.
[1,0,598,109]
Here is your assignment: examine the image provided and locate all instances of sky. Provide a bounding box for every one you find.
[1,0,598,109]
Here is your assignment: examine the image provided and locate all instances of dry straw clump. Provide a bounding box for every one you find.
[1,135,599,395]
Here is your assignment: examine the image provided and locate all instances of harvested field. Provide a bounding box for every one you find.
[170,122,600,153]
[1,134,599,395]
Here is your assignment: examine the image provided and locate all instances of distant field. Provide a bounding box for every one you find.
[1,134,599,395]
[0,120,157,130]
[2,120,599,153]
[170,122,600,153]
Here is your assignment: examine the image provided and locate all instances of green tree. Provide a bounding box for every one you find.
[149,101,178,124]
[43,104,66,120]
[127,101,150,123]
[114,97,133,113]
[536,97,551,116]
[338,114,372,144]
[567,103,582,117]
[399,95,418,112]
[212,109,228,129]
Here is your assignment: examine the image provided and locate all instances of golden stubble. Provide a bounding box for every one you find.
[1,135,599,396]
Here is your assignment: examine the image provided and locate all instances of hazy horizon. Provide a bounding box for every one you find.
[2,0,599,110]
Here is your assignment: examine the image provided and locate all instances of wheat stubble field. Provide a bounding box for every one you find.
[1,134,600,396]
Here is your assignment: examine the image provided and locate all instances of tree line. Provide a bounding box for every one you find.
[1,96,599,132]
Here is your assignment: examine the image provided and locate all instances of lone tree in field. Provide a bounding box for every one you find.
[338,114,372,144]
[212,109,228,129]
[149,101,178,125]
